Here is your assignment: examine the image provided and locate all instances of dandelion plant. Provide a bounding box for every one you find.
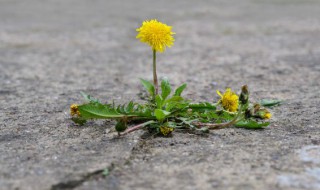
[70,19,279,137]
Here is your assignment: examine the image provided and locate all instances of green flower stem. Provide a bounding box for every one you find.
[153,49,159,95]
[120,120,156,135]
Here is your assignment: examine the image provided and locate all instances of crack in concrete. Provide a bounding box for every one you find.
[50,134,151,190]
[51,169,104,190]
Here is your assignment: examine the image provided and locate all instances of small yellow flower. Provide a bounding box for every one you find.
[160,126,174,136]
[264,112,272,119]
[136,19,175,52]
[70,104,81,116]
[255,108,272,119]
[217,88,239,112]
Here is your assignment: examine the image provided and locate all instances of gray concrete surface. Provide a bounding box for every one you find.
[1,0,320,189]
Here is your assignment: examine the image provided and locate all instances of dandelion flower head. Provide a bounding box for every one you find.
[70,104,80,116]
[136,19,175,52]
[217,88,239,112]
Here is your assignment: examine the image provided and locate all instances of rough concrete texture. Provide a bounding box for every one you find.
[1,0,320,189]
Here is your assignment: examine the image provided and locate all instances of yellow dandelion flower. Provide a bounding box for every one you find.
[136,19,175,52]
[70,104,81,116]
[264,112,272,119]
[217,88,239,112]
[160,126,174,136]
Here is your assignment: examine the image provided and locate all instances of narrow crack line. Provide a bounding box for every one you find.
[50,169,106,190]
[51,134,152,190]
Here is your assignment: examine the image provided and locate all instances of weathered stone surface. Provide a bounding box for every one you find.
[0,0,319,189]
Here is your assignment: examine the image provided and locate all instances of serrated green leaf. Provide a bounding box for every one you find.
[154,109,171,122]
[78,102,153,120]
[140,78,155,97]
[174,84,187,96]
[161,79,171,100]
[235,120,270,129]
[125,101,134,112]
[117,104,125,113]
[78,103,125,119]
[80,92,101,103]
[259,99,282,107]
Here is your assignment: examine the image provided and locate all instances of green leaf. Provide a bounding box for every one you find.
[235,120,270,129]
[140,78,155,97]
[78,103,126,119]
[178,117,198,129]
[164,121,178,128]
[125,101,134,112]
[259,99,282,107]
[219,111,235,121]
[80,92,101,103]
[155,95,163,109]
[165,96,187,112]
[198,111,219,121]
[78,102,153,120]
[161,79,171,100]
[154,109,171,122]
[165,96,184,104]
[174,84,187,96]
[189,102,217,112]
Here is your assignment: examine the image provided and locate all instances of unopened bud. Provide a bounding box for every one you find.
[239,85,249,104]
[253,103,260,112]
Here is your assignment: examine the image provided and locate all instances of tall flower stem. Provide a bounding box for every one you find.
[153,49,158,95]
